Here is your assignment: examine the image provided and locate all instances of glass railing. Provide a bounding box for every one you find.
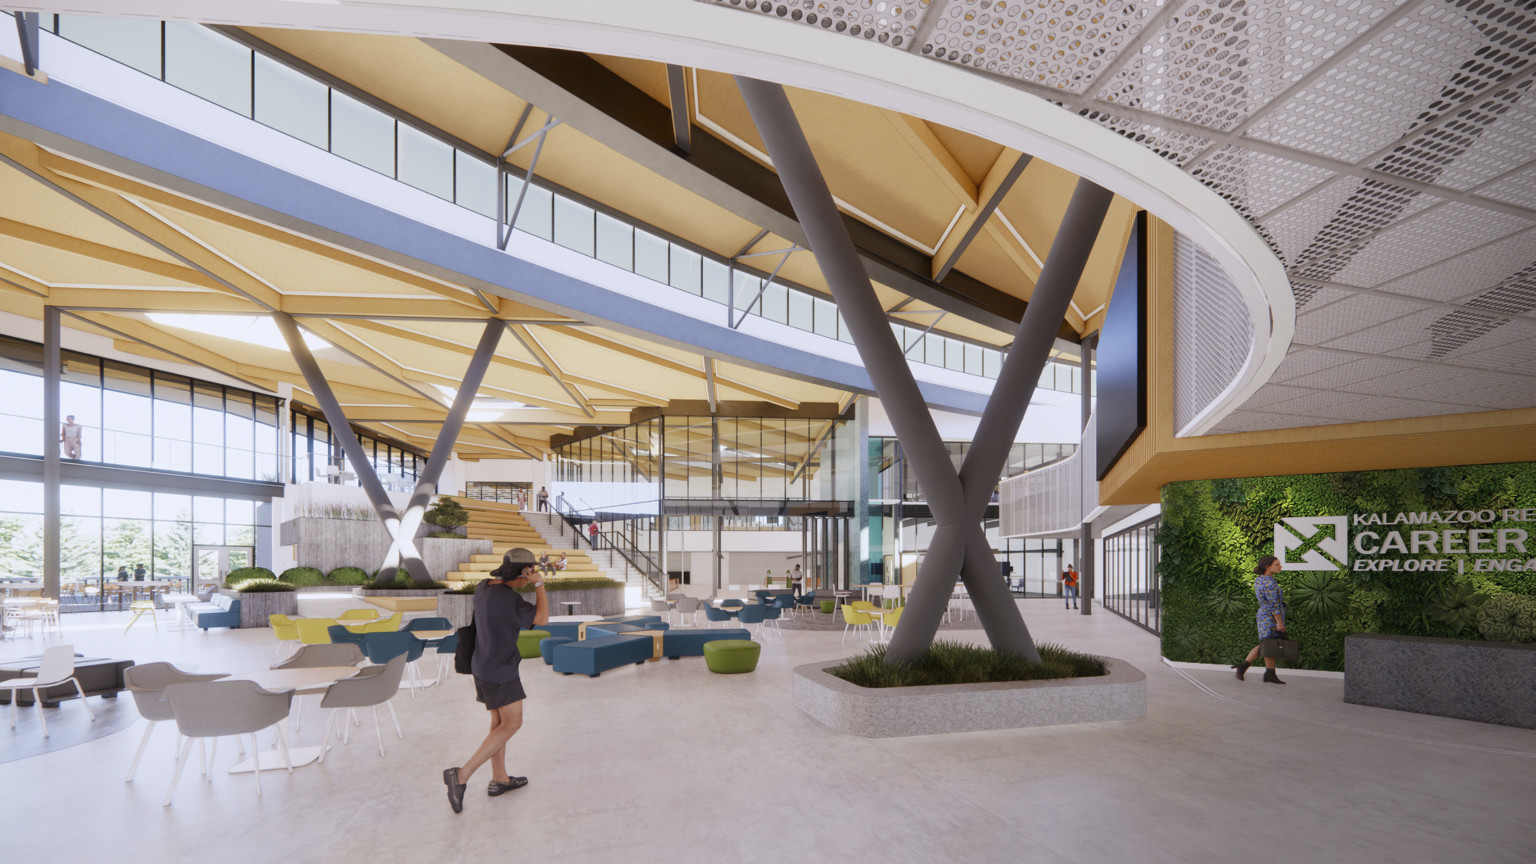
[41,17,1099,392]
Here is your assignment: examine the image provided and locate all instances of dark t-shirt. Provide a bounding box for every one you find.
[471,582,536,684]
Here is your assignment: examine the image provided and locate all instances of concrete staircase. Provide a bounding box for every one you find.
[448,500,607,583]
[519,509,659,608]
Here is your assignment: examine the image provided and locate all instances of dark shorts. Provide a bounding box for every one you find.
[473,676,526,709]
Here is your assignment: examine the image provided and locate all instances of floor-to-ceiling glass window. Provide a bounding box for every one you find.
[1102,516,1161,634]
[0,478,271,612]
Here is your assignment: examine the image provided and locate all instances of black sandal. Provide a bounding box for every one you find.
[488,776,529,796]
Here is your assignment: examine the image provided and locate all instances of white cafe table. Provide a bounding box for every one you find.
[223,666,358,773]
[163,594,200,631]
[548,614,600,623]
[864,607,894,642]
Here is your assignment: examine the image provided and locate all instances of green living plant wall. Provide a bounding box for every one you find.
[1159,461,1536,671]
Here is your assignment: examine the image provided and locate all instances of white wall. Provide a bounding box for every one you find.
[453,457,550,492]
[867,394,1082,445]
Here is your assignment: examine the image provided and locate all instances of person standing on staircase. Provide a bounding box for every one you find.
[536,486,549,512]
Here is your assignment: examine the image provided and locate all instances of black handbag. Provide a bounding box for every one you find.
[453,623,476,674]
[1260,632,1299,661]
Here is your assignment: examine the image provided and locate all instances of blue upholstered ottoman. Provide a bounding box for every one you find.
[662,628,750,659]
[604,615,665,628]
[542,622,582,641]
[540,636,572,665]
[585,621,670,639]
[551,635,653,677]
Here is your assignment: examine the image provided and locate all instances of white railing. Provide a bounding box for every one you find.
[999,414,1096,538]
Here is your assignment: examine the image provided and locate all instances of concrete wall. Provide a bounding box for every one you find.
[278,517,489,579]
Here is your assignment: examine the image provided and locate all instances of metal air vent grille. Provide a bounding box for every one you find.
[1172,230,1254,433]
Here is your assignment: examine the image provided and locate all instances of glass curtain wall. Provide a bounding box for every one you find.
[288,406,423,489]
[464,482,532,504]
[1102,516,1162,634]
[0,478,270,612]
[0,335,279,481]
[42,16,1111,393]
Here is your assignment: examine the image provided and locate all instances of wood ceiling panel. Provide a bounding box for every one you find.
[0,158,187,268]
[923,122,1006,190]
[0,238,205,290]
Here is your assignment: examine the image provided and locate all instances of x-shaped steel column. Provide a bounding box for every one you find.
[735,78,1113,663]
[275,313,503,584]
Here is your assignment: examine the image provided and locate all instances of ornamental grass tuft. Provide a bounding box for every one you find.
[829,640,1107,689]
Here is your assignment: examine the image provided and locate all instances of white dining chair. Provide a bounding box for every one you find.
[0,644,96,737]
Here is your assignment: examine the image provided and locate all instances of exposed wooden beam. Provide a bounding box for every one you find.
[69,311,276,392]
[0,218,223,290]
[506,323,594,418]
[551,327,798,408]
[932,150,1031,282]
[48,286,257,312]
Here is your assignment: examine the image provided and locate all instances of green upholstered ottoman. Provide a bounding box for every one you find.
[820,600,835,614]
[517,629,552,659]
[704,639,760,674]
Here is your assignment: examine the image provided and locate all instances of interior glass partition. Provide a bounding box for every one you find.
[1102,516,1162,634]
[288,405,423,490]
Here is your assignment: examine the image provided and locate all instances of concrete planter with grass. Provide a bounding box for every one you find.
[792,657,1145,738]
[217,587,297,629]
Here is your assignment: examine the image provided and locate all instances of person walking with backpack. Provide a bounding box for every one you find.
[1062,564,1079,609]
[443,547,548,813]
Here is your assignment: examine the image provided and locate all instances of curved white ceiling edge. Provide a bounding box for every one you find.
[29,0,1293,436]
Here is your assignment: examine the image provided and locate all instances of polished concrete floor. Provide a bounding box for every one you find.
[1,599,1532,863]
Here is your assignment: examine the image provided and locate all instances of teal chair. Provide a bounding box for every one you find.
[360,632,426,697]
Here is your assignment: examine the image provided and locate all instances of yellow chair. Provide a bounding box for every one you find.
[339,609,379,622]
[850,600,876,612]
[841,605,873,645]
[879,605,904,640]
[361,612,402,633]
[270,614,300,664]
[295,618,337,645]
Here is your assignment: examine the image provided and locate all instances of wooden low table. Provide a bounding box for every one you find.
[624,630,665,661]
[365,596,439,613]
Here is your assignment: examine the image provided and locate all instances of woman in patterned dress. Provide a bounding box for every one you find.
[1233,555,1287,684]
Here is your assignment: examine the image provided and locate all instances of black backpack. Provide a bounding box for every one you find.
[453,623,475,674]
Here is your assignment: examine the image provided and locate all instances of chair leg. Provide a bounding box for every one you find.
[319,710,335,763]
[34,687,47,738]
[385,700,403,739]
[294,694,303,730]
[126,720,156,782]
[250,732,262,796]
[71,678,95,720]
[199,738,207,776]
[207,738,219,780]
[274,724,294,773]
[372,706,385,756]
[163,737,195,806]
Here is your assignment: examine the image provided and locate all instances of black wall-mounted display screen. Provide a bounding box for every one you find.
[1096,210,1147,481]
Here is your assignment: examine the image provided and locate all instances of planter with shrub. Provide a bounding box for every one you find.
[222,578,298,627]
[794,642,1144,738]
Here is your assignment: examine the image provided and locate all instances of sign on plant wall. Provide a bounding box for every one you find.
[1158,461,1536,672]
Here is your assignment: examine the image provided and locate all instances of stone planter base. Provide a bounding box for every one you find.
[218,588,298,629]
[793,657,1145,738]
[1345,633,1536,729]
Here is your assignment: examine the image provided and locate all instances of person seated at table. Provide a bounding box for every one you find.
[116,566,130,582]
[554,553,567,572]
[133,563,147,581]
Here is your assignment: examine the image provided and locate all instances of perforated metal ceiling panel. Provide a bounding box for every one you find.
[699,0,1536,431]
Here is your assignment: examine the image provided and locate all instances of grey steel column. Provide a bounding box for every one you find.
[854,397,870,587]
[379,320,502,583]
[1080,335,1096,615]
[272,312,408,577]
[735,77,1031,661]
[42,306,60,601]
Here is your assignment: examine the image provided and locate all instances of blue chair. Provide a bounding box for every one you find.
[403,617,451,632]
[753,590,773,605]
[433,633,458,683]
[328,625,368,648]
[360,631,427,697]
[737,603,767,637]
[762,601,784,637]
[794,591,817,614]
[702,604,733,628]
